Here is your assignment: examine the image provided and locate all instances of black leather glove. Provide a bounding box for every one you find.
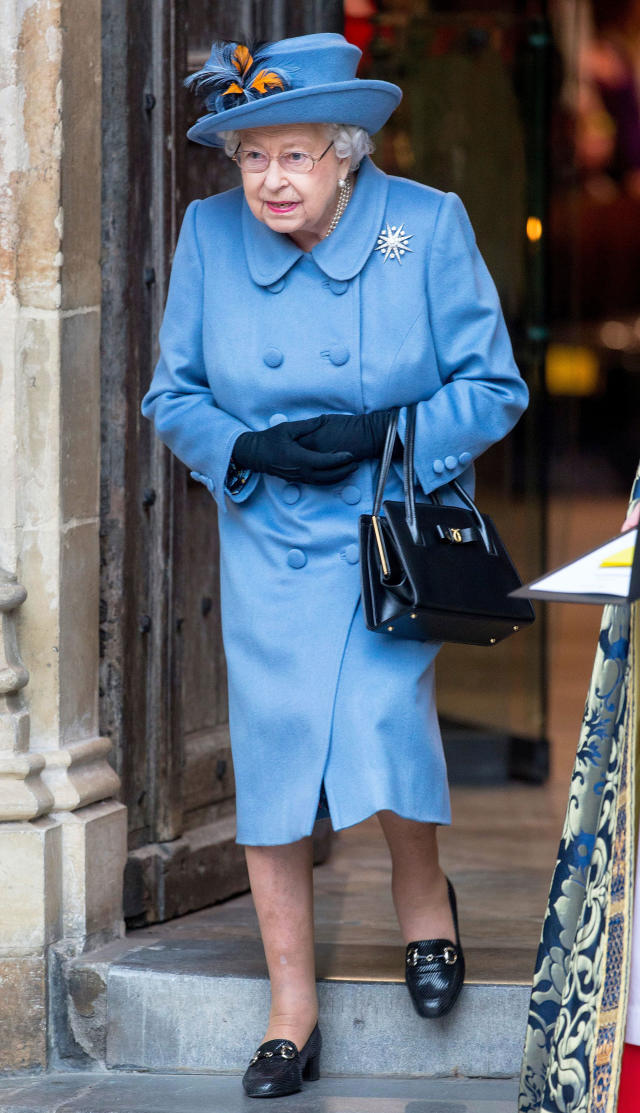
[232,417,358,485]
[297,409,401,461]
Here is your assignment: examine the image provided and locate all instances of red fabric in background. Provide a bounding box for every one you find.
[618,1041,640,1112]
[344,17,375,57]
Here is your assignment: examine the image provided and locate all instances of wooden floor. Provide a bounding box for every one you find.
[138,495,630,987]
[547,495,628,784]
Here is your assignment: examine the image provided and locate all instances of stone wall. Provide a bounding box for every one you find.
[0,0,126,1072]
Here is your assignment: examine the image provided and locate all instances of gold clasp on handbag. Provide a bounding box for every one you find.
[372,514,390,577]
[437,525,467,544]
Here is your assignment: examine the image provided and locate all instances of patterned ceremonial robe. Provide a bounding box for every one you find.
[519,467,640,1113]
[142,155,528,845]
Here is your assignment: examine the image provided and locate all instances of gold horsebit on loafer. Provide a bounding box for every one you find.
[250,1043,296,1064]
[407,946,458,966]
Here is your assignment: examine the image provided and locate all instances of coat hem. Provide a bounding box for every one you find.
[235,804,452,846]
[329,802,452,835]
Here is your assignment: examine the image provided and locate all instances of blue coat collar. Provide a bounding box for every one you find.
[242,157,390,285]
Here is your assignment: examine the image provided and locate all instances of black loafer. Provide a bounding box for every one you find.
[242,1024,322,1098]
[404,877,465,1018]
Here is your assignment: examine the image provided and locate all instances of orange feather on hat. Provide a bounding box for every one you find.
[248,69,286,95]
[186,40,293,113]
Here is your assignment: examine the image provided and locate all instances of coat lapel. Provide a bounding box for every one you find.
[311,156,389,280]
[242,199,304,285]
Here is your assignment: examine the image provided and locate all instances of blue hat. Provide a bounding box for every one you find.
[185,33,402,148]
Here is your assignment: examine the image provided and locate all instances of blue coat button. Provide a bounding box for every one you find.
[433,459,445,474]
[190,470,215,494]
[459,451,472,466]
[329,279,348,295]
[283,484,300,505]
[287,548,307,569]
[328,344,350,366]
[269,413,288,426]
[345,543,360,565]
[264,347,284,368]
[341,485,361,505]
[266,278,285,294]
[445,455,457,470]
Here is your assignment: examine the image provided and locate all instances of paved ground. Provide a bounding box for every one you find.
[0,1072,519,1112]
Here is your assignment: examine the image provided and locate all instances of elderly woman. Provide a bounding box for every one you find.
[142,32,528,1099]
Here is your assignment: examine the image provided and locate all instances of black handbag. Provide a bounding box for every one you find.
[359,405,535,645]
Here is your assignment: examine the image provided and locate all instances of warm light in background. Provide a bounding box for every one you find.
[526,217,543,242]
[545,344,601,396]
[600,320,633,350]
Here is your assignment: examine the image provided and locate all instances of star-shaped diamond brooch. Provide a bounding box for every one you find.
[375,222,414,263]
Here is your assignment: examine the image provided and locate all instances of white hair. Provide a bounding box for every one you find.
[219,123,374,171]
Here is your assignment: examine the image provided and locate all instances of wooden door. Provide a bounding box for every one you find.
[100,0,341,926]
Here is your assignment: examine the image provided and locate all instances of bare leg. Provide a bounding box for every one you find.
[377,811,455,943]
[244,837,318,1050]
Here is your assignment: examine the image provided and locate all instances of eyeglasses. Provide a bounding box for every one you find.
[231,141,334,174]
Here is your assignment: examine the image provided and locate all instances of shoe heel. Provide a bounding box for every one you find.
[303,1051,320,1082]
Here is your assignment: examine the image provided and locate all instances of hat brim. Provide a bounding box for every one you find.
[186,80,402,148]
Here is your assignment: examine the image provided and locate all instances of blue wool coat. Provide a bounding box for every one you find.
[142,156,528,845]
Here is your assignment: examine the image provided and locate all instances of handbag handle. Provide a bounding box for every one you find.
[372,408,400,517]
[403,404,419,543]
[373,404,496,555]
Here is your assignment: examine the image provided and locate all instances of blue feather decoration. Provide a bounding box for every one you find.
[185,41,294,114]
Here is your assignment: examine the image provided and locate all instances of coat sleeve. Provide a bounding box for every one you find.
[141,199,260,512]
[396,191,529,497]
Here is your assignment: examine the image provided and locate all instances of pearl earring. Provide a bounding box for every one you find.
[337,177,347,189]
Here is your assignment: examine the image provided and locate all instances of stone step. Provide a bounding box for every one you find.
[0,1071,520,1112]
[66,937,531,1079]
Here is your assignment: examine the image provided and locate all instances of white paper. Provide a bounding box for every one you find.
[530,529,637,598]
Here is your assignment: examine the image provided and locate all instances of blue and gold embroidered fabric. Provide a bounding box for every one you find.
[519,465,640,1113]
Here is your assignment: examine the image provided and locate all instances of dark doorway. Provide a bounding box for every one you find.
[100,0,342,926]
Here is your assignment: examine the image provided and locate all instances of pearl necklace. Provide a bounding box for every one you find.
[324,175,353,238]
